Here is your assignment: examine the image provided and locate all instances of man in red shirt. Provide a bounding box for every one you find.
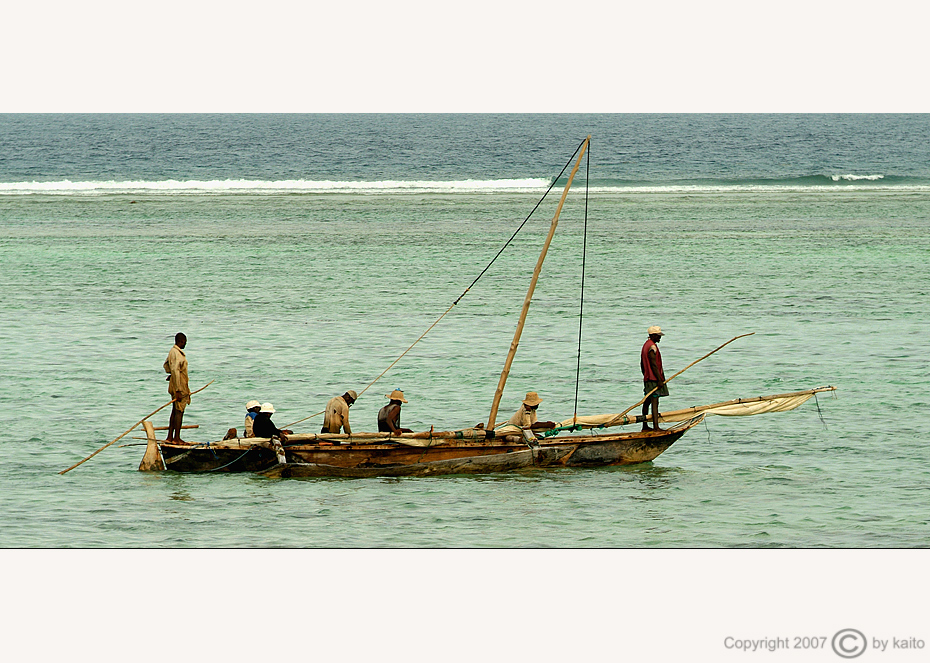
[640,326,668,431]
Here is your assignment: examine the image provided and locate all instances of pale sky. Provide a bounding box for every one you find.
[4,0,929,111]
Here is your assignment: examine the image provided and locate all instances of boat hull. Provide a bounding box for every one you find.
[155,415,702,477]
[159,442,279,473]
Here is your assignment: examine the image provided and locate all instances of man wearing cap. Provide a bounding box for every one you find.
[163,332,191,443]
[641,326,668,431]
[506,392,557,431]
[244,400,261,437]
[253,402,292,441]
[322,390,357,434]
[378,390,413,435]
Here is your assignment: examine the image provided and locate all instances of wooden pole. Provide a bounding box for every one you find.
[615,333,755,422]
[59,380,214,475]
[487,136,590,429]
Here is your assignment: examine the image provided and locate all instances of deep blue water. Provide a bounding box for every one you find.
[2,113,929,186]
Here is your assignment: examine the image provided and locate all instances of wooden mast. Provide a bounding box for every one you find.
[487,136,590,429]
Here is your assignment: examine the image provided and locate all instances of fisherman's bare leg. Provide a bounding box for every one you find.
[651,397,662,431]
[167,405,180,442]
[642,400,653,431]
[168,403,186,443]
[174,407,185,444]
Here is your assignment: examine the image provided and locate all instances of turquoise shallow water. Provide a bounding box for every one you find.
[2,188,928,547]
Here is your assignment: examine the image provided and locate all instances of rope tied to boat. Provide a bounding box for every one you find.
[572,137,591,425]
[356,139,586,400]
[813,392,828,429]
[204,446,255,472]
[286,140,589,426]
[539,423,583,438]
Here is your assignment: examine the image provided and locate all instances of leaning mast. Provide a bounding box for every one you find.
[486,136,590,429]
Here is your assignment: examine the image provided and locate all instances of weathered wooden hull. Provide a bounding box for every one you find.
[157,415,702,477]
[159,440,279,473]
[262,447,555,478]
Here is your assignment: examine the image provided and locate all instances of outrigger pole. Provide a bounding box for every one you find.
[487,136,590,430]
[59,380,214,475]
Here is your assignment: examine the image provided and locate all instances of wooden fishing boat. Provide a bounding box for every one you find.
[148,414,705,476]
[145,383,835,476]
[122,136,834,478]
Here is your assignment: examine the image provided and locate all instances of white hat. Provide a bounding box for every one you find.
[260,402,276,414]
[647,326,665,336]
[385,389,408,403]
[246,400,261,410]
[523,391,543,406]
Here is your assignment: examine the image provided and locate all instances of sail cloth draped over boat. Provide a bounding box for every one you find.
[557,387,836,430]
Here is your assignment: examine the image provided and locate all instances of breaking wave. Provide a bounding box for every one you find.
[829,173,885,182]
[0,178,551,195]
[3,174,929,196]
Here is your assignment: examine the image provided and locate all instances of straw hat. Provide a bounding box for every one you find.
[246,400,261,410]
[260,402,276,414]
[522,391,543,406]
[647,326,665,336]
[385,390,408,403]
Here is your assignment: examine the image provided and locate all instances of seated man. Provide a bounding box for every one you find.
[322,390,357,434]
[378,390,414,434]
[252,402,293,441]
[505,392,557,431]
[244,400,261,437]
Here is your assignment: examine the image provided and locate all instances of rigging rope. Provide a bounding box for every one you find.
[351,139,588,401]
[454,138,587,304]
[284,139,588,427]
[814,392,827,429]
[572,139,591,422]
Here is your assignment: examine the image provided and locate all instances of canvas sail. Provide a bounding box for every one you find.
[557,387,836,430]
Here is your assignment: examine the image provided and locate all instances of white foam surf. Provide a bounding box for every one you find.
[3,178,928,196]
[830,174,885,181]
[0,178,552,195]
[592,182,930,194]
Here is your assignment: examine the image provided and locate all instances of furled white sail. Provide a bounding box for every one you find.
[558,387,835,430]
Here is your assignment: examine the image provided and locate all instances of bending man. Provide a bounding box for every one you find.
[322,390,357,434]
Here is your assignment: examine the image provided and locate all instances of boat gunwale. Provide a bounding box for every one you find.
[155,414,703,454]
[538,413,704,445]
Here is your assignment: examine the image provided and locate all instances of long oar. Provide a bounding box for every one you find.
[59,380,214,475]
[616,333,755,421]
